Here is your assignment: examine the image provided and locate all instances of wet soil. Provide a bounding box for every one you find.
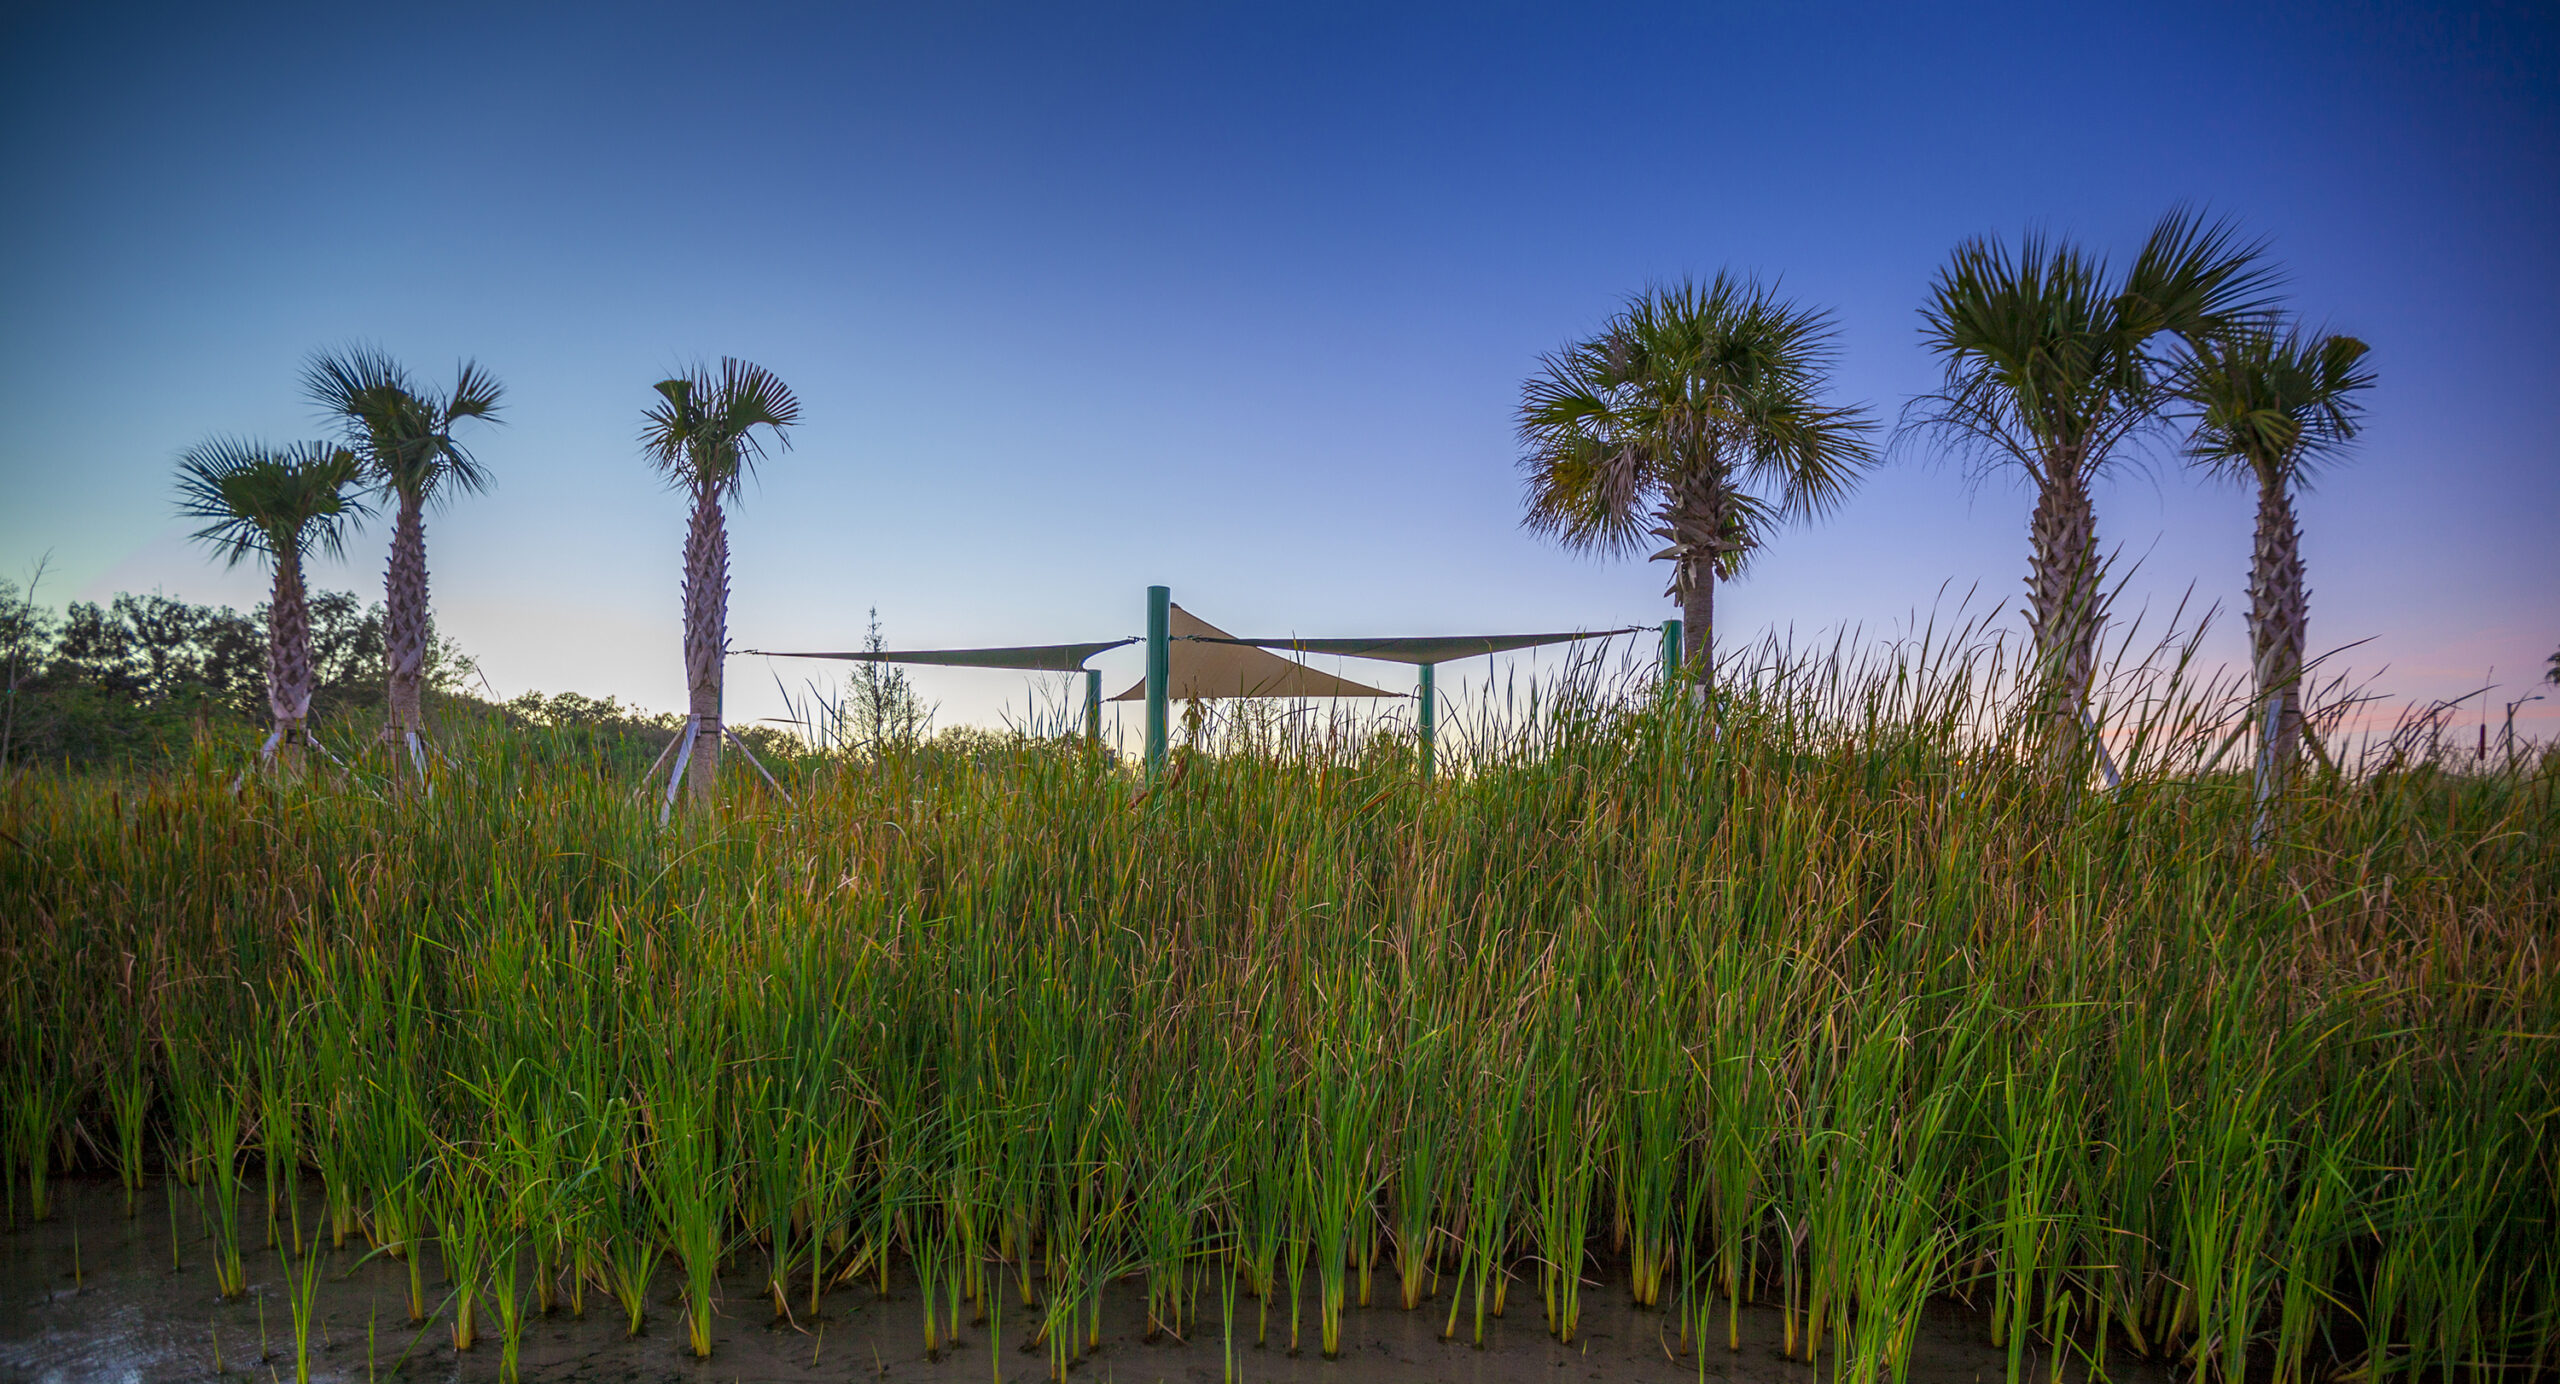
[1,1178,2152,1383]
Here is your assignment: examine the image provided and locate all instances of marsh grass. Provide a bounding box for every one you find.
[2,996,78,1226]
[279,1212,326,1384]
[0,624,2552,1381]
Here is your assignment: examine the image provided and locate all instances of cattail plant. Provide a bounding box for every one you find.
[103,1031,154,1219]
[637,1015,731,1359]
[0,614,2549,1379]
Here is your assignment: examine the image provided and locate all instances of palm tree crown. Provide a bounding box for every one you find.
[173,437,366,569]
[2185,327,2373,490]
[641,358,801,496]
[1519,274,1874,692]
[304,346,503,505]
[1906,208,2281,747]
[173,437,368,762]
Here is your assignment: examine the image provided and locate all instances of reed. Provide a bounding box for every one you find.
[1615,961,1686,1314]
[3,991,80,1226]
[279,1213,327,1384]
[1133,1032,1218,1343]
[1304,981,1383,1358]
[1982,1000,2093,1384]
[250,1008,302,1249]
[0,624,2550,1381]
[1444,1023,1533,1347]
[473,1055,556,1381]
[1386,1007,1452,1314]
[161,1019,250,1298]
[104,1033,152,1218]
[1530,992,1599,1345]
[295,947,363,1250]
[432,1139,493,1353]
[1693,939,1783,1354]
[635,1003,730,1360]
[598,1159,660,1338]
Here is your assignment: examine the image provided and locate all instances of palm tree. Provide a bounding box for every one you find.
[641,358,801,804]
[2182,324,2373,789]
[172,438,368,769]
[1908,208,2280,751]
[303,346,503,763]
[1518,274,1875,696]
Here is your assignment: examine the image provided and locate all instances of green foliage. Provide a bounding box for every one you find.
[1910,208,2280,482]
[841,607,932,752]
[2183,324,2375,490]
[1517,273,1874,682]
[171,437,368,571]
[1518,273,1875,565]
[491,686,798,773]
[0,583,473,766]
[639,357,800,498]
[303,345,503,505]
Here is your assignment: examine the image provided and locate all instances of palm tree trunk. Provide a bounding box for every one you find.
[382,490,431,752]
[267,550,314,772]
[1660,481,1726,702]
[2025,463,2101,752]
[1681,561,1715,701]
[2248,475,2307,790]
[681,485,728,804]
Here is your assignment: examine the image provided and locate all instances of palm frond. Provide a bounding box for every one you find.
[301,344,413,423]
[1518,343,1653,556]
[2123,204,2285,348]
[445,360,506,425]
[1906,209,2280,487]
[642,358,801,499]
[429,359,506,497]
[2183,324,2373,490]
[305,345,504,505]
[173,438,369,569]
[1520,274,1873,561]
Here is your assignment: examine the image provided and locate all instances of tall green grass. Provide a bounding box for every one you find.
[0,629,2552,1382]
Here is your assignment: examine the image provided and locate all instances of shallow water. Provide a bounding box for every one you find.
[0,1178,2150,1383]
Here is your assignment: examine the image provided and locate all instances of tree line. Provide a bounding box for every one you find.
[126,205,2431,799]
[0,582,470,766]
[0,576,822,771]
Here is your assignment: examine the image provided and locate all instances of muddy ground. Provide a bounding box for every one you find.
[1,1178,2150,1384]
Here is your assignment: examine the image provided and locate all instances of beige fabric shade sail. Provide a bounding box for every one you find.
[744,638,1133,672]
[1193,628,1638,665]
[1108,604,1392,702]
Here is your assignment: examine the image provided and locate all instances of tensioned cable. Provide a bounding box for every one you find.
[1184,627,1641,666]
[742,637,1137,673]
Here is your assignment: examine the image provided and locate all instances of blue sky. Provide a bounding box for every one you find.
[4,1,2553,742]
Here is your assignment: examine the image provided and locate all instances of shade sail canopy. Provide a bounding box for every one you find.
[745,638,1135,673]
[1192,627,1639,666]
[1109,605,1392,701]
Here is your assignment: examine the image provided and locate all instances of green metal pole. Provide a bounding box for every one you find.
[1418,662,1437,781]
[1085,667,1102,744]
[1145,585,1170,778]
[1661,619,1684,692]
